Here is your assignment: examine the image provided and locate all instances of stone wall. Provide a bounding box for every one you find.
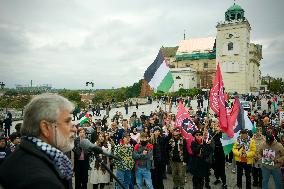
[140,79,153,97]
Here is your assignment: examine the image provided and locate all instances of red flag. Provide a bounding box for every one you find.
[209,63,233,137]
[175,101,198,154]
[230,97,240,131]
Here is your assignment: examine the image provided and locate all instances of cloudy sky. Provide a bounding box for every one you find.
[0,0,283,89]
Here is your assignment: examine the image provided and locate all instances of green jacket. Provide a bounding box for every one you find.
[113,144,135,171]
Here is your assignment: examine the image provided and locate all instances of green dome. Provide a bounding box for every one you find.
[227,4,244,12]
[225,3,245,21]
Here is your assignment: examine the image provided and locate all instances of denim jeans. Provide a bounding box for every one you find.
[261,166,283,189]
[129,169,134,189]
[136,167,154,189]
[116,169,131,189]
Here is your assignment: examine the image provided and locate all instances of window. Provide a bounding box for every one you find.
[228,42,233,51]
[237,13,241,20]
[229,34,233,38]
[176,76,181,79]
[223,62,239,73]
[203,63,208,68]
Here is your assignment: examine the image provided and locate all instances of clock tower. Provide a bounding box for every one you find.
[216,3,252,94]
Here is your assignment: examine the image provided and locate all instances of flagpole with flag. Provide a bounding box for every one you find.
[79,113,92,126]
[209,63,234,138]
[175,101,198,154]
[221,96,256,155]
[144,49,174,92]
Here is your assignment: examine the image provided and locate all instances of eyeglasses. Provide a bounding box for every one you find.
[51,122,76,129]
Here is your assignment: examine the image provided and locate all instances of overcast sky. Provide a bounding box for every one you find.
[0,0,283,89]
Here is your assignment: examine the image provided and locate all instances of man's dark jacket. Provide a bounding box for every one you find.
[0,139,72,189]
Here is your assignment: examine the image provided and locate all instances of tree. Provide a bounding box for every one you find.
[0,98,10,110]
[268,78,284,93]
[125,80,142,98]
[59,90,81,104]
[4,89,19,96]
[91,80,142,104]
[92,91,108,104]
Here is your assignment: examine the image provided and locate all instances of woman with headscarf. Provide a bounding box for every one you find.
[89,132,112,189]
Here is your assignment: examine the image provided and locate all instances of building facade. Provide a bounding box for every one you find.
[174,37,216,89]
[169,68,197,92]
[216,4,262,94]
[164,3,262,94]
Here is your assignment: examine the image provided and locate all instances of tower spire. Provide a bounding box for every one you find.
[183,29,186,40]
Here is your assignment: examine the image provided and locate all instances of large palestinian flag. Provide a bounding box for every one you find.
[144,50,174,92]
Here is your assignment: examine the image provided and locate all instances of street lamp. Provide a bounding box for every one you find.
[0,82,5,89]
[85,81,94,104]
[86,81,94,87]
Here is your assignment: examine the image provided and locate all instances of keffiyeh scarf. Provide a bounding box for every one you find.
[236,135,251,153]
[24,136,73,180]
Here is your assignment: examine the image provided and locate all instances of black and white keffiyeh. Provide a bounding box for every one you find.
[24,136,73,180]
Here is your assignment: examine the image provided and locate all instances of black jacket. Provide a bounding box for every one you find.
[0,146,11,165]
[0,140,72,189]
[191,140,214,177]
[152,136,167,165]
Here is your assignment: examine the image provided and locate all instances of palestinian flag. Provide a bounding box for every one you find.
[273,96,277,113]
[144,50,174,92]
[79,113,91,126]
[221,98,255,155]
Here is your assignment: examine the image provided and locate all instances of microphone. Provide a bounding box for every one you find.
[80,139,121,161]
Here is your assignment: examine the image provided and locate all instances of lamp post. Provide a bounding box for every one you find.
[0,82,5,89]
[86,81,94,104]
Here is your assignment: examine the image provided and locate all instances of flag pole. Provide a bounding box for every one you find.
[207,92,210,117]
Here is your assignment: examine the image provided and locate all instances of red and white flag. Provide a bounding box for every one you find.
[175,101,198,154]
[209,63,233,137]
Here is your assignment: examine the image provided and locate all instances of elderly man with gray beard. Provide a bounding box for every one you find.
[0,94,77,189]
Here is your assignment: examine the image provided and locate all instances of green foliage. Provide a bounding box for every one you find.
[261,80,268,85]
[0,95,31,110]
[77,101,88,109]
[92,90,111,104]
[58,90,81,104]
[0,98,10,109]
[152,91,165,98]
[92,80,142,104]
[268,78,284,93]
[175,88,202,97]
[4,89,41,96]
[125,80,142,98]
[153,88,202,98]
[4,89,19,96]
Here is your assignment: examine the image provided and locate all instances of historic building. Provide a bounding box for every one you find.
[174,37,216,89]
[169,67,197,92]
[216,4,262,94]
[165,3,262,94]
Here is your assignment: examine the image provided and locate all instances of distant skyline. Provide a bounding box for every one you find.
[0,0,283,89]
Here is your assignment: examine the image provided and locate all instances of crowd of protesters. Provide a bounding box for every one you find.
[0,92,284,189]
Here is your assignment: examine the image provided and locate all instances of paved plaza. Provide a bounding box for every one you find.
[9,98,281,189]
[79,100,276,189]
